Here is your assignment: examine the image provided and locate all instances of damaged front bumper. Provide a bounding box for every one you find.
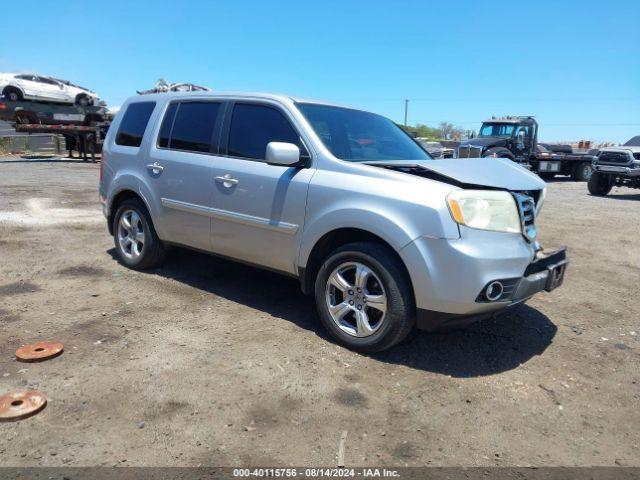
[415,247,568,331]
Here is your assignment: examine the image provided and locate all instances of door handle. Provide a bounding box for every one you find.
[215,174,239,187]
[146,162,164,174]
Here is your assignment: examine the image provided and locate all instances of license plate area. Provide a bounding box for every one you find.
[539,161,560,172]
[545,259,568,291]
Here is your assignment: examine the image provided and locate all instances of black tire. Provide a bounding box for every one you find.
[15,113,33,125]
[3,88,22,102]
[539,172,556,181]
[572,161,592,182]
[76,94,90,107]
[112,198,165,270]
[314,242,415,352]
[483,148,515,161]
[587,172,613,196]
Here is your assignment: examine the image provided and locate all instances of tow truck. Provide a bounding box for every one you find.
[0,97,110,161]
[457,116,596,181]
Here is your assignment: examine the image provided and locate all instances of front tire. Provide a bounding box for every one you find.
[483,148,515,161]
[587,172,613,196]
[314,242,415,352]
[112,198,165,270]
[76,94,90,107]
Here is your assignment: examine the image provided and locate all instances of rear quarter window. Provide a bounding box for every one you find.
[115,102,156,147]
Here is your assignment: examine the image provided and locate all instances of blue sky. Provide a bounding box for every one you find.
[2,0,638,142]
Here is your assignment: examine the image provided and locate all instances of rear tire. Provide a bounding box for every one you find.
[314,242,415,352]
[572,161,592,181]
[3,87,22,102]
[112,198,165,270]
[587,172,613,196]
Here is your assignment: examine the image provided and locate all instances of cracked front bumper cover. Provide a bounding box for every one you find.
[417,247,568,331]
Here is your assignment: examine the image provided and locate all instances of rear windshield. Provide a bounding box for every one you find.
[297,103,429,162]
[115,102,156,147]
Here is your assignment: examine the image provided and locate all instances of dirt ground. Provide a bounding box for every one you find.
[0,156,638,467]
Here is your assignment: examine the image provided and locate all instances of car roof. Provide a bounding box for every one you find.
[125,91,353,109]
[482,117,535,124]
[600,146,640,153]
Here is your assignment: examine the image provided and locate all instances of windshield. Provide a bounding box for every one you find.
[297,103,430,162]
[479,123,515,138]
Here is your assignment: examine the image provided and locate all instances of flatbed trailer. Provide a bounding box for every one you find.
[13,123,109,162]
[530,150,596,180]
[0,98,107,126]
[0,97,111,161]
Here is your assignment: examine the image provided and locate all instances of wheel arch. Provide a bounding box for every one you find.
[107,189,153,235]
[298,227,414,298]
[2,85,24,99]
[483,147,515,161]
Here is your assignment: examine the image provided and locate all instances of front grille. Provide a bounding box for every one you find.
[599,155,631,165]
[513,192,537,242]
[457,145,483,158]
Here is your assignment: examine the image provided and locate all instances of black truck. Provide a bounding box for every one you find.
[457,116,596,181]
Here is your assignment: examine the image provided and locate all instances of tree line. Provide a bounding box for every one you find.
[400,122,476,141]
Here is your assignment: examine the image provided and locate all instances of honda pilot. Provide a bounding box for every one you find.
[99,92,568,352]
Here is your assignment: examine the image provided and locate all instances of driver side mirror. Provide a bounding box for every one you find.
[266,142,306,167]
[516,131,525,144]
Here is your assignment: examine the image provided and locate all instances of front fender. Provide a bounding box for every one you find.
[484,147,515,160]
[298,201,455,269]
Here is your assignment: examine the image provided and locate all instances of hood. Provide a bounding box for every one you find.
[461,137,508,148]
[365,158,545,191]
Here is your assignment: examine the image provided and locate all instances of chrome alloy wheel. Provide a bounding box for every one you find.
[325,262,387,337]
[117,209,145,260]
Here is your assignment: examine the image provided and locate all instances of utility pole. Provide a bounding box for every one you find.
[404,99,409,127]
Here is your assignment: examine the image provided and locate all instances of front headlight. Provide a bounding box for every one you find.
[447,190,521,233]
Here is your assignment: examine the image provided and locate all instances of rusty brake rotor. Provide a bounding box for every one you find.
[15,341,64,362]
[0,391,47,422]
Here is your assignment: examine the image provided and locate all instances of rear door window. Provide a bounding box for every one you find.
[169,102,221,153]
[227,103,305,160]
[157,101,221,153]
[115,102,156,147]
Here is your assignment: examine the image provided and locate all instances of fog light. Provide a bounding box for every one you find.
[485,281,504,301]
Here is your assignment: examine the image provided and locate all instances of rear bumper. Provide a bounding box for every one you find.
[410,245,568,331]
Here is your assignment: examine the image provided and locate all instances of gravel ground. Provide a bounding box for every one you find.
[0,157,638,467]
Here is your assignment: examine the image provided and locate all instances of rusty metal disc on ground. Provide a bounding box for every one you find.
[15,341,64,362]
[0,391,47,422]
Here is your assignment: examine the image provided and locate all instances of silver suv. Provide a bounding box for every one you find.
[99,92,568,352]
